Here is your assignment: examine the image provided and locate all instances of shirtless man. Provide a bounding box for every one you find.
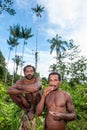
[7,65,42,129]
[36,72,76,130]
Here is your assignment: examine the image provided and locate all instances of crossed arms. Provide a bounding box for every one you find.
[7,77,42,95]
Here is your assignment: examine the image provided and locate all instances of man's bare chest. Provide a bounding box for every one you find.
[46,91,66,108]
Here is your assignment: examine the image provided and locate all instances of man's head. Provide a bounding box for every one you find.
[23,65,36,80]
[48,72,61,88]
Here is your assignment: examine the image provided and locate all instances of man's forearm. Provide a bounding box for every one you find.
[18,82,41,92]
[36,95,45,116]
[7,88,24,94]
[62,112,76,121]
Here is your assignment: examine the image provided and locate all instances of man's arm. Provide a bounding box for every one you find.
[7,87,25,94]
[17,77,42,93]
[36,95,45,116]
[63,93,76,121]
[36,86,54,116]
[7,80,25,95]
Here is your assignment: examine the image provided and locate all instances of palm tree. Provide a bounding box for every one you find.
[10,24,21,38]
[4,36,19,85]
[9,25,20,84]
[47,34,68,63]
[32,4,44,70]
[20,26,33,76]
[8,36,19,85]
[9,25,33,79]
[12,55,24,75]
[0,0,16,15]
[9,24,20,58]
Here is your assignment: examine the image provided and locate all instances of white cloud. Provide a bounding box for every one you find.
[7,49,56,78]
[15,0,31,10]
[23,50,56,78]
[37,51,56,77]
[37,0,87,58]
[1,0,87,79]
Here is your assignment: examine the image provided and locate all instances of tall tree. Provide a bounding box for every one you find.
[48,34,68,64]
[10,24,21,38]
[68,56,87,84]
[12,55,24,75]
[5,36,19,85]
[9,25,20,84]
[20,27,33,76]
[66,40,87,84]
[9,25,20,62]
[32,4,44,70]
[9,24,33,78]
[0,0,16,15]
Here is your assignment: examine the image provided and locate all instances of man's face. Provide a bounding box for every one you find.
[49,74,61,88]
[24,67,35,80]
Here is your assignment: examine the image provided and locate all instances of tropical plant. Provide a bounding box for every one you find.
[48,34,68,64]
[19,26,33,76]
[12,55,24,75]
[9,25,21,84]
[49,39,87,84]
[9,25,33,77]
[0,51,6,81]
[32,4,44,70]
[10,24,21,38]
[0,79,87,130]
[68,56,87,84]
[0,0,16,15]
[6,35,19,85]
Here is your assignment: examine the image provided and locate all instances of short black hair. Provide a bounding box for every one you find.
[48,72,61,81]
[23,65,36,72]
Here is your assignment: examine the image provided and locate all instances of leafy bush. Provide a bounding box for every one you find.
[0,81,87,130]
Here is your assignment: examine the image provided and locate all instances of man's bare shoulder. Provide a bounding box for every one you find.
[12,78,25,87]
[61,90,72,99]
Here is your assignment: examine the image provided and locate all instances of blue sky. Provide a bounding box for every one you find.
[0,0,87,77]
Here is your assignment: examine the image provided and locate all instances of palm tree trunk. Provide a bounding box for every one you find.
[12,45,17,85]
[20,41,25,78]
[35,18,39,70]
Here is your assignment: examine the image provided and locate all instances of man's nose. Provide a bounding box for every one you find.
[28,71,32,74]
[51,82,55,86]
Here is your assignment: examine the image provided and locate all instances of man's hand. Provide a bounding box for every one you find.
[21,96,30,109]
[49,111,64,121]
[43,86,54,97]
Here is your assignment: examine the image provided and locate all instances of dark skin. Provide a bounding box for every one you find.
[7,66,42,120]
[36,73,76,130]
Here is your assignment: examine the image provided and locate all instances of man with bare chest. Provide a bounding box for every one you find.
[36,72,76,130]
[7,65,42,130]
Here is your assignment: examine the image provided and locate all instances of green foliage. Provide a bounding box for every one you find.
[0,51,6,81]
[0,83,22,130]
[0,0,16,15]
[35,116,44,130]
[61,82,87,130]
[49,41,87,84]
[0,81,87,130]
[32,4,44,18]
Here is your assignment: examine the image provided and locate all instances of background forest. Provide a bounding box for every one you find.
[0,0,87,130]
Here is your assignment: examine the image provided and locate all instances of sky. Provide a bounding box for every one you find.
[0,0,87,78]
